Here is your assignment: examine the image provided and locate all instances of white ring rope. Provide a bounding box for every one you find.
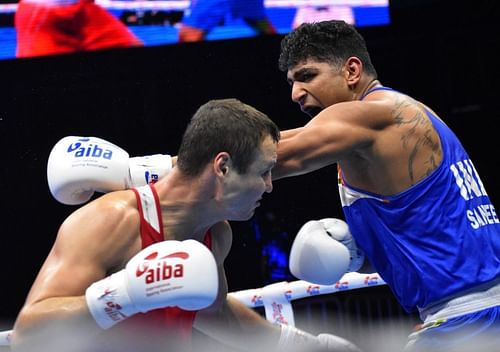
[229,272,386,325]
[0,272,385,346]
[0,0,388,13]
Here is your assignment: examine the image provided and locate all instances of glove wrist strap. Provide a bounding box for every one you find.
[85,270,137,329]
[128,154,173,187]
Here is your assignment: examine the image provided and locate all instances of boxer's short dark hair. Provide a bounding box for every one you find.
[279,20,377,78]
[177,98,280,176]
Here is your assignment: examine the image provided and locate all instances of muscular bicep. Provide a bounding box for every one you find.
[25,236,106,305]
[13,216,111,340]
[12,193,140,349]
[274,120,369,179]
[25,195,139,305]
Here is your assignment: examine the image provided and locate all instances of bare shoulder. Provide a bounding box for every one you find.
[323,90,437,136]
[23,190,141,304]
[382,91,430,125]
[311,97,394,131]
[352,90,443,190]
[59,190,141,265]
[208,221,233,263]
[383,92,442,153]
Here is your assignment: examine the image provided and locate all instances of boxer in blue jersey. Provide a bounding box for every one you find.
[273,20,500,351]
[179,0,276,42]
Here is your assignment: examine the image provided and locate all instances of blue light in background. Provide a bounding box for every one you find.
[0,1,390,60]
[262,236,290,282]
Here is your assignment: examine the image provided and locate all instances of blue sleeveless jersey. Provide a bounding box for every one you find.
[339,89,500,312]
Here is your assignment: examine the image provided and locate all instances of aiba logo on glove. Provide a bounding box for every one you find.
[136,251,188,284]
[67,137,113,159]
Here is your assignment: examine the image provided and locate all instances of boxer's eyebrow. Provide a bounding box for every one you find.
[287,67,318,86]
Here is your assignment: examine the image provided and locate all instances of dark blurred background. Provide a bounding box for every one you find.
[0,0,499,349]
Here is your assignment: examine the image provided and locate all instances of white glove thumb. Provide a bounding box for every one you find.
[318,218,364,272]
[289,220,350,285]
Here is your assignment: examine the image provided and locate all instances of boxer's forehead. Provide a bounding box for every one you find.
[286,59,334,84]
[252,135,277,171]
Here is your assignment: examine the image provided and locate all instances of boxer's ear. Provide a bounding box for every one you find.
[214,152,231,176]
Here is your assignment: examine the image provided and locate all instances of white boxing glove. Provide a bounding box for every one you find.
[47,136,172,205]
[317,218,365,273]
[289,218,364,285]
[278,325,362,352]
[85,239,218,329]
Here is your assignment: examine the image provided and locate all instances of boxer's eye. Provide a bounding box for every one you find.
[299,72,315,82]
